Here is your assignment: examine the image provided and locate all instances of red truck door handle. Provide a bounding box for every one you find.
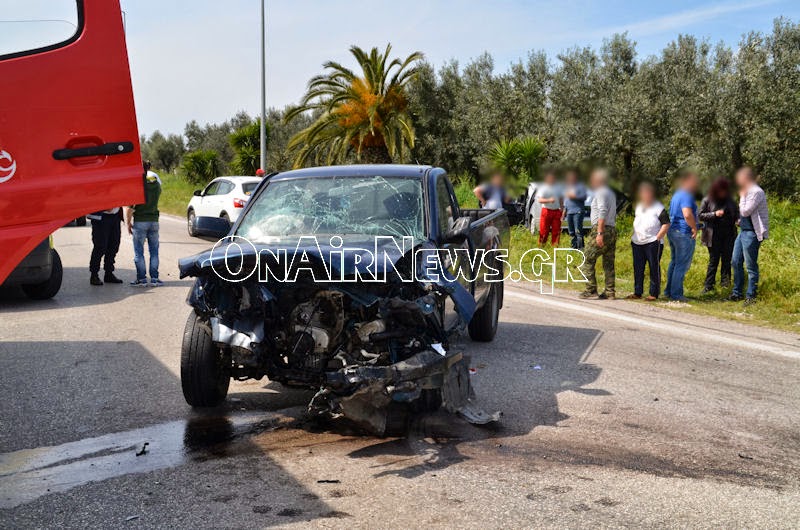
[53,141,134,160]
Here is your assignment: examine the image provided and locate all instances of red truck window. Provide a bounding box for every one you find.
[0,0,143,284]
[0,2,82,59]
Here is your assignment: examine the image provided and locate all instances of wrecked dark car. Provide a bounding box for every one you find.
[178,165,510,435]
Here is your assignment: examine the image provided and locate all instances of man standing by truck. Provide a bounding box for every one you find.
[126,161,163,287]
[88,207,123,286]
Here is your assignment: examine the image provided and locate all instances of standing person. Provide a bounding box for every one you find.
[698,177,738,293]
[537,170,563,246]
[663,172,699,301]
[88,206,123,286]
[563,169,587,249]
[627,182,669,301]
[729,167,769,305]
[126,161,163,287]
[579,169,617,300]
[474,173,509,210]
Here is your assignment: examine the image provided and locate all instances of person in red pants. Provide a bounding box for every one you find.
[538,170,564,246]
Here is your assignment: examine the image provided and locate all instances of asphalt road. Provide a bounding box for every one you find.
[2,216,799,529]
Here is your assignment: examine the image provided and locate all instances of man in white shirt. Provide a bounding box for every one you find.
[627,182,670,300]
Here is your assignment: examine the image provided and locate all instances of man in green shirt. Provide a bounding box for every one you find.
[126,161,162,286]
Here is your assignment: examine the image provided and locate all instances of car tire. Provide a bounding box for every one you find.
[75,216,87,227]
[181,311,231,407]
[529,215,537,235]
[468,282,500,342]
[220,212,230,224]
[187,209,197,237]
[21,249,63,300]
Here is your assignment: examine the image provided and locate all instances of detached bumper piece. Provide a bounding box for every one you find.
[310,349,500,435]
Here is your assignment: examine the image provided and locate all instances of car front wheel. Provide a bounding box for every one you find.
[468,282,500,342]
[181,311,231,407]
[21,249,63,300]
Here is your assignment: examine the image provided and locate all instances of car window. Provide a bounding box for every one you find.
[203,181,220,196]
[218,181,235,195]
[236,175,425,241]
[0,1,81,59]
[242,182,259,195]
[435,175,457,235]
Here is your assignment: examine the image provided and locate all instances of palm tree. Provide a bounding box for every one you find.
[487,136,547,194]
[285,44,423,167]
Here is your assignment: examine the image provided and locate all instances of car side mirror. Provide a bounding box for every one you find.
[193,190,202,196]
[194,216,231,239]
[441,216,471,244]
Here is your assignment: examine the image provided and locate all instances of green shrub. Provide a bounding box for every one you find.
[181,150,221,185]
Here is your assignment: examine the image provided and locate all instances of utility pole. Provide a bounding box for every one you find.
[259,0,267,172]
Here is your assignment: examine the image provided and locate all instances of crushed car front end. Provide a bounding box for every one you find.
[177,167,499,435]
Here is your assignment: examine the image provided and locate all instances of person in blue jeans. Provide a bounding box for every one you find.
[664,172,699,301]
[563,169,587,249]
[125,162,163,286]
[729,167,769,306]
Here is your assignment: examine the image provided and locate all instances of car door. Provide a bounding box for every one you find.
[215,180,235,216]
[0,0,142,283]
[432,174,473,331]
[197,181,221,217]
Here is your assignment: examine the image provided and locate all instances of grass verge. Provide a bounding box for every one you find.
[159,171,196,218]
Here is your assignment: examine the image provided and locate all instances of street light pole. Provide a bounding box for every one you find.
[259,0,267,172]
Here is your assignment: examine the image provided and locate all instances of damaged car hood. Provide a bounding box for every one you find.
[178,237,476,322]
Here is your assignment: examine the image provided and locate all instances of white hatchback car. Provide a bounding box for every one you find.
[187,176,262,236]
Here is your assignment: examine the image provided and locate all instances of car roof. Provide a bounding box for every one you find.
[215,176,263,182]
[269,164,432,181]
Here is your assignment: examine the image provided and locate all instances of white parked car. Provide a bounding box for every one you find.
[187,176,262,237]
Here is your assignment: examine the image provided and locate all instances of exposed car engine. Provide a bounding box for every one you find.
[184,268,494,434]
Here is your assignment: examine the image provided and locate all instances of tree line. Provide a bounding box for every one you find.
[141,18,799,197]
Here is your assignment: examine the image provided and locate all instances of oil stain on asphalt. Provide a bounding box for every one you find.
[0,413,280,508]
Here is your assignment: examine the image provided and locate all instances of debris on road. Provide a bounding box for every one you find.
[738,453,754,460]
[125,515,140,522]
[135,442,149,456]
[317,479,341,484]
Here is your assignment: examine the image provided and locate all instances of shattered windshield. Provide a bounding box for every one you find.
[236,175,425,242]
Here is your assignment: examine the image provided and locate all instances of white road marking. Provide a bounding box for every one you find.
[505,289,800,360]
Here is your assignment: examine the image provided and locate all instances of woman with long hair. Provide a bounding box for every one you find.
[698,177,739,293]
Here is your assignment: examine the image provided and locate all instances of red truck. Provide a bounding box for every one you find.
[0,0,143,287]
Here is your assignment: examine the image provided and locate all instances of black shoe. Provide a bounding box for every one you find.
[701,286,713,294]
[104,273,123,284]
[598,292,615,300]
[90,274,103,286]
[579,290,598,299]
[743,297,756,307]
[727,294,742,302]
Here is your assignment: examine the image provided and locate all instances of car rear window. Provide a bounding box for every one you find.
[242,182,259,195]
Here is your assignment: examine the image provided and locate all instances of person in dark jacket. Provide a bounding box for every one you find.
[698,177,739,293]
[88,207,123,286]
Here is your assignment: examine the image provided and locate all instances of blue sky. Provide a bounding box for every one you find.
[2,0,798,135]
